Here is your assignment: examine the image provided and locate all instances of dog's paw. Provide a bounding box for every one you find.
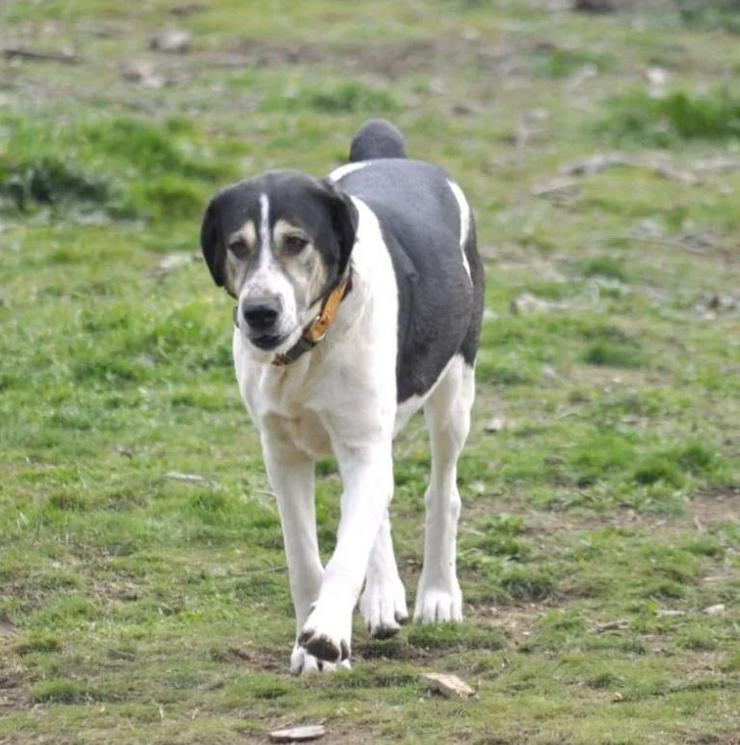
[413,577,463,624]
[359,576,408,639]
[298,604,352,663]
[290,643,351,675]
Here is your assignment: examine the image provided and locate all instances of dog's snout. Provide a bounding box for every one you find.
[242,297,281,330]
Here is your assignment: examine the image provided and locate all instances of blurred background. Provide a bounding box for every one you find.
[1,2,738,743]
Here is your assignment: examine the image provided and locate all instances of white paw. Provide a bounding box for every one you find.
[359,576,408,639]
[413,576,463,624]
[290,643,351,675]
[298,603,353,663]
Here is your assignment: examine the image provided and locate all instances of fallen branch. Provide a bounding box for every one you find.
[594,234,706,255]
[2,46,80,64]
[561,153,700,185]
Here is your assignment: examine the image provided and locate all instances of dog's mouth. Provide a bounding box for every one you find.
[250,333,286,351]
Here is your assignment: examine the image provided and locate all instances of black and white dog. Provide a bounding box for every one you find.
[200,120,484,673]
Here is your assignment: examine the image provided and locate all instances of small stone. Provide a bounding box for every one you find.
[268,724,326,742]
[703,604,725,616]
[484,414,507,433]
[542,364,558,382]
[149,29,192,54]
[121,59,165,88]
[510,292,559,315]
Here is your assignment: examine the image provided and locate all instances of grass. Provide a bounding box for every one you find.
[600,89,740,147]
[0,0,739,744]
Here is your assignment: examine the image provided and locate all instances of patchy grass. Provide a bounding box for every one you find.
[599,90,740,146]
[0,0,739,744]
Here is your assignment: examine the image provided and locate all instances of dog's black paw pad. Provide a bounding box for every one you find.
[301,632,343,663]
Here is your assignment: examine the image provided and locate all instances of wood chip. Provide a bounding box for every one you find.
[419,673,476,699]
[268,724,326,742]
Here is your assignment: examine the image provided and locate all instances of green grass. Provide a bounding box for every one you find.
[1,1,739,743]
[599,89,740,147]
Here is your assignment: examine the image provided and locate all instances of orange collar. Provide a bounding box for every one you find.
[271,272,352,366]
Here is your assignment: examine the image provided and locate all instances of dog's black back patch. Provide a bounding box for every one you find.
[337,159,484,402]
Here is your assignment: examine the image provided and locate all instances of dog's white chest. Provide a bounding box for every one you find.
[233,333,334,456]
[282,409,332,457]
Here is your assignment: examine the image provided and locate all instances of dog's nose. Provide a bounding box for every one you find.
[242,297,281,330]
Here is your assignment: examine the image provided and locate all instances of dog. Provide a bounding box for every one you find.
[200,119,484,673]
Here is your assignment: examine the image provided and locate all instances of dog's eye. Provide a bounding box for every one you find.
[283,235,308,255]
[228,238,248,258]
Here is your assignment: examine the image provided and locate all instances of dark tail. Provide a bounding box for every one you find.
[348,119,407,162]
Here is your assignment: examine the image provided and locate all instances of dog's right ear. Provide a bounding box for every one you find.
[200,199,225,287]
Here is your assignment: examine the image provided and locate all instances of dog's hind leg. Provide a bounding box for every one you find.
[414,355,474,624]
[359,509,408,638]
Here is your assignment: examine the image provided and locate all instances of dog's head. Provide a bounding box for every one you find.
[200,170,357,353]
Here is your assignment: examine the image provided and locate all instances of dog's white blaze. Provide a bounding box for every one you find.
[447,180,472,282]
[327,161,369,182]
[258,192,271,260]
[237,193,299,345]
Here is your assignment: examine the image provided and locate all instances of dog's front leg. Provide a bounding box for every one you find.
[299,440,393,664]
[260,429,331,674]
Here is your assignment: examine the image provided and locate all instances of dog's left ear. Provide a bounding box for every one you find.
[200,198,225,288]
[321,179,358,276]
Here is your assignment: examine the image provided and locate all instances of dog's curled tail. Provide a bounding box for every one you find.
[348,119,407,162]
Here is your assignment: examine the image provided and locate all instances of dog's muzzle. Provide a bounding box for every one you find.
[239,296,285,350]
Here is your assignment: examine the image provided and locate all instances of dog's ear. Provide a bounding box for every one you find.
[200,199,225,287]
[320,179,358,276]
